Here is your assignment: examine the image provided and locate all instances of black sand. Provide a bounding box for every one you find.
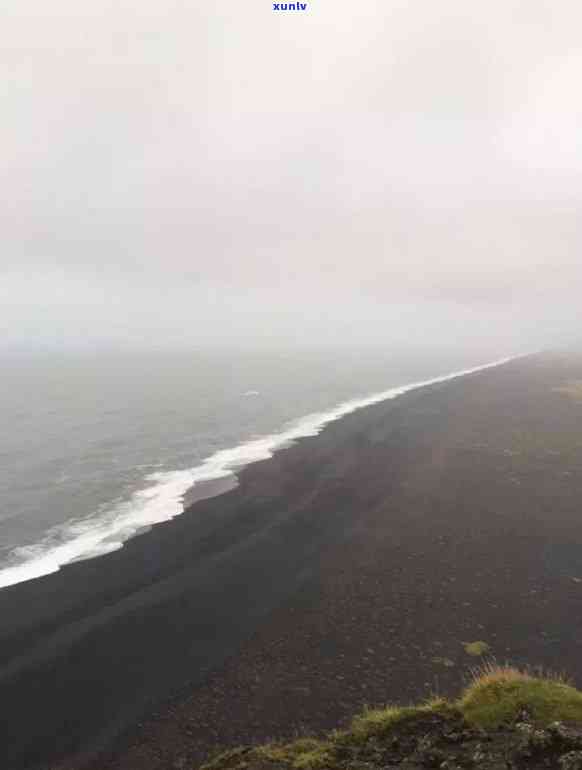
[2,352,582,770]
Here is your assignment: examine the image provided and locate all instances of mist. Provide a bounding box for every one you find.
[2,0,581,354]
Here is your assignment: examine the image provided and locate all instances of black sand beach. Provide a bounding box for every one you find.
[2,352,582,770]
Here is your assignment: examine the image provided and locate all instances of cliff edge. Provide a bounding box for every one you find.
[200,665,582,770]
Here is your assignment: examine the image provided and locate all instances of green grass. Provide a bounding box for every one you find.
[346,697,456,744]
[463,640,490,657]
[200,700,456,770]
[254,739,332,770]
[202,665,582,770]
[459,664,582,728]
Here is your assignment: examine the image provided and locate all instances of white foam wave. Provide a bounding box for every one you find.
[0,354,521,589]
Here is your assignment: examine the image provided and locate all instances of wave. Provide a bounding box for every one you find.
[0,354,521,590]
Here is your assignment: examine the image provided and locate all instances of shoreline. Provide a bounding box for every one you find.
[2,351,582,770]
[0,354,521,592]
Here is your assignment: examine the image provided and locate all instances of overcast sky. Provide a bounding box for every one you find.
[2,0,581,352]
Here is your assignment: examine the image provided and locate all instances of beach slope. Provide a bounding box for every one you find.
[1,352,582,770]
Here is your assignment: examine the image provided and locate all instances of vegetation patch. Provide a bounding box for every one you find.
[203,738,334,770]
[463,640,490,656]
[346,697,455,745]
[201,665,582,770]
[460,664,582,728]
[256,739,332,769]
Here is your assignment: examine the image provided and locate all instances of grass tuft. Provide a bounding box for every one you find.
[346,697,455,744]
[213,738,334,770]
[202,665,582,770]
[463,640,490,657]
[459,663,582,727]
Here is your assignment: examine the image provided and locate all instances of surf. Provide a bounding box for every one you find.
[0,354,520,590]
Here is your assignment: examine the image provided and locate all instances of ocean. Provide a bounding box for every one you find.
[0,346,511,589]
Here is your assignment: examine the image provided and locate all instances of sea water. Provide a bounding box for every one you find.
[0,346,514,589]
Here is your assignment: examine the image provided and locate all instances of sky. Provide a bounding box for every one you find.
[2,0,581,353]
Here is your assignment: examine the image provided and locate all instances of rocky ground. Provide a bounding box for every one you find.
[199,668,582,770]
[203,708,582,770]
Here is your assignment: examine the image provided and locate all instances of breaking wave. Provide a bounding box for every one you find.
[0,355,518,589]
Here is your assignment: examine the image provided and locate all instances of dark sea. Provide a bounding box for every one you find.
[0,346,511,589]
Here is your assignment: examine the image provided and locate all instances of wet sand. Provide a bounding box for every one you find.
[2,352,582,770]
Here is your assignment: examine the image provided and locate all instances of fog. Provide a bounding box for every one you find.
[2,0,581,353]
